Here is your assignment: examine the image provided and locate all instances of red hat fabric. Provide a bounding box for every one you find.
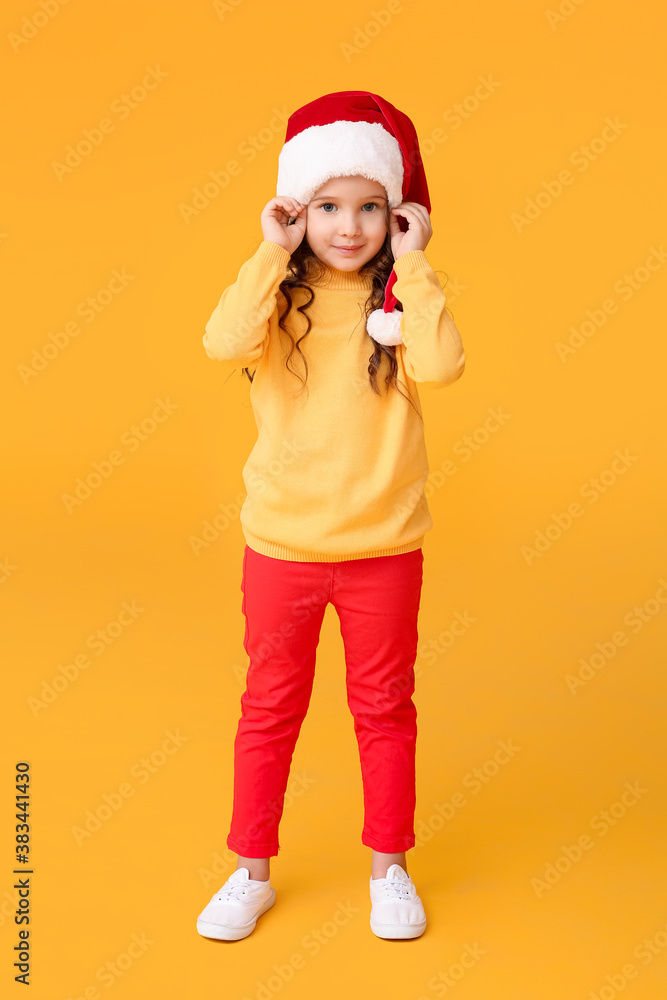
[276,91,431,346]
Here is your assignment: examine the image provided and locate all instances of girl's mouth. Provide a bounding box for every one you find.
[334,246,363,254]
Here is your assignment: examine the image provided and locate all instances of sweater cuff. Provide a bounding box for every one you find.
[255,239,293,269]
[392,249,431,276]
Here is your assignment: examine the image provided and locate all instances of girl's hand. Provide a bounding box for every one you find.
[260,197,307,255]
[388,201,432,259]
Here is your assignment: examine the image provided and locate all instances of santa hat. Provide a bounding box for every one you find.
[276,90,431,347]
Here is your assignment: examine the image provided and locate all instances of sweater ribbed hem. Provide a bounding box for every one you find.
[392,249,431,275]
[242,531,425,562]
[255,239,293,269]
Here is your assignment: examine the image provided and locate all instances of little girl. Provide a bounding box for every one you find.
[196,90,466,942]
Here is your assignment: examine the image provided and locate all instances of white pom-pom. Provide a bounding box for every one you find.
[366,307,403,346]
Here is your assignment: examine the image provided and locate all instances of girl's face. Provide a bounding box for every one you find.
[304,175,389,272]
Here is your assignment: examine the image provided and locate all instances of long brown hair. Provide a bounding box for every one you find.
[241,208,451,420]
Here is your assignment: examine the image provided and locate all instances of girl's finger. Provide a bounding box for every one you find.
[393,203,427,216]
[392,205,421,216]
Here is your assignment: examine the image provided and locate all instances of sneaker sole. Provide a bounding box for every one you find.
[370,916,426,939]
[197,889,276,941]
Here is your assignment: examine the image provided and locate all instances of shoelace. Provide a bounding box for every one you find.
[217,885,248,902]
[379,880,411,899]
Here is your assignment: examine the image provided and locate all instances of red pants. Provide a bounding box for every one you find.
[227,544,424,857]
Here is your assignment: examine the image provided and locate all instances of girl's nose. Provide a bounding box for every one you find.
[338,214,362,236]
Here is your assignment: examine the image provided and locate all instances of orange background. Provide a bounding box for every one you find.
[2,0,666,996]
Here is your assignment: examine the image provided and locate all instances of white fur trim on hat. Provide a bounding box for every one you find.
[366,306,403,346]
[277,120,404,208]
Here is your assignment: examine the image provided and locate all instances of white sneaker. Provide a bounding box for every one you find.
[369,863,427,939]
[197,867,275,941]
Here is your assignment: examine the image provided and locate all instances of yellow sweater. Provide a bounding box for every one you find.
[203,239,465,562]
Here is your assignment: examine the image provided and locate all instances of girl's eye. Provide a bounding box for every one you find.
[320,202,379,213]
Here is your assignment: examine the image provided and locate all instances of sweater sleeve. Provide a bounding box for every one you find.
[391,249,466,387]
[202,239,292,366]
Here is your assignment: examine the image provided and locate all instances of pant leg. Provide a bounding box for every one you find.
[227,545,330,858]
[330,549,424,853]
